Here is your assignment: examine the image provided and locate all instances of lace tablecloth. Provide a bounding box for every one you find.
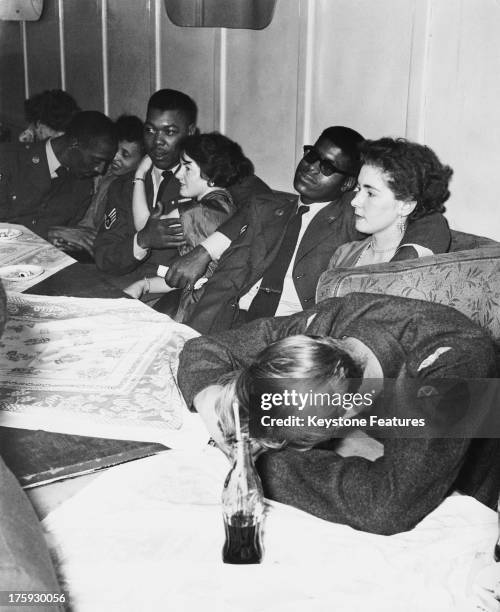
[43,447,500,612]
[0,223,75,292]
[0,293,207,448]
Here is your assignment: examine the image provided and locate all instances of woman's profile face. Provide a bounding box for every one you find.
[351,164,405,236]
[178,152,210,200]
[110,140,143,176]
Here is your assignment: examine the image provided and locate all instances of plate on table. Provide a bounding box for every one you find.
[0,229,22,240]
[0,265,44,281]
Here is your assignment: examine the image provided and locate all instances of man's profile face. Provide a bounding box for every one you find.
[69,137,117,178]
[293,137,352,204]
[143,108,194,170]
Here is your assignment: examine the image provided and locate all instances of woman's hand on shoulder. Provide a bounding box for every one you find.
[135,155,153,180]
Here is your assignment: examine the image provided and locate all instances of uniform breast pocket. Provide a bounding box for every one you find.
[0,182,16,217]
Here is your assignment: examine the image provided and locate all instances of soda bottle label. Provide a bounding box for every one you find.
[223,511,263,564]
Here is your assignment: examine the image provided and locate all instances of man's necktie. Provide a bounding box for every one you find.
[156,170,175,213]
[53,166,69,182]
[247,205,310,320]
[48,166,69,198]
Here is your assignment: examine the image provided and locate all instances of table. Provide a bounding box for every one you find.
[42,447,500,612]
[0,226,172,517]
[0,222,75,292]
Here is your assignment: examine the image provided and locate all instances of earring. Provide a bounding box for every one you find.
[397,215,406,234]
[208,180,215,187]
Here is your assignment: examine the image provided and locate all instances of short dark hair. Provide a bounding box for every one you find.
[65,111,117,148]
[360,137,453,220]
[319,126,365,175]
[147,89,198,125]
[182,132,253,187]
[115,114,144,144]
[24,89,80,131]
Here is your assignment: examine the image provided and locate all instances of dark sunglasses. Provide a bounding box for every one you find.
[302,145,353,177]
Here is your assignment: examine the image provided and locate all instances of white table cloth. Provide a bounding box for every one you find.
[0,223,75,292]
[43,447,500,612]
[0,293,206,448]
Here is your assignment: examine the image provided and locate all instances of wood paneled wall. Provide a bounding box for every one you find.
[0,0,498,238]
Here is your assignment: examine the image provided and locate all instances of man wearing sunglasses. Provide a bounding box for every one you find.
[175,126,449,334]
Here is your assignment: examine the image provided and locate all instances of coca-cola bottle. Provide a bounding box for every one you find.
[222,433,264,564]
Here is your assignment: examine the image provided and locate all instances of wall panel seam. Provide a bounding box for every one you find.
[101,0,109,114]
[58,0,66,89]
[219,27,227,133]
[21,21,29,98]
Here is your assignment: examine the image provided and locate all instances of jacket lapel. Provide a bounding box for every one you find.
[22,142,51,196]
[145,168,154,211]
[294,199,343,264]
[251,194,297,276]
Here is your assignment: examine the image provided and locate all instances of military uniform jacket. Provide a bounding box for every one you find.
[184,191,452,335]
[94,168,182,277]
[94,172,272,278]
[184,190,364,334]
[0,142,94,239]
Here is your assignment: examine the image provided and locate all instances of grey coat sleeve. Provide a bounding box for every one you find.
[257,329,494,535]
[177,309,317,408]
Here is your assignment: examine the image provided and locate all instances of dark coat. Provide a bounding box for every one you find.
[183,191,364,334]
[178,293,498,534]
[93,169,182,277]
[184,191,452,335]
[0,142,94,239]
[94,171,271,278]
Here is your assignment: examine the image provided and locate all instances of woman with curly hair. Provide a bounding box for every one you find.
[125,132,252,318]
[329,137,453,267]
[19,89,80,143]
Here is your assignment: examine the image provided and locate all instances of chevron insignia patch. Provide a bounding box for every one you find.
[104,208,117,230]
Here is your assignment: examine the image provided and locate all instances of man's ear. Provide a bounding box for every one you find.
[341,176,356,192]
[188,124,197,136]
[67,137,80,151]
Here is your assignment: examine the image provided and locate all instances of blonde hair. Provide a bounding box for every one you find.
[214,334,362,452]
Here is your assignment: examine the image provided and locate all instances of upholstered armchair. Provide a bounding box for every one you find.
[317,234,500,351]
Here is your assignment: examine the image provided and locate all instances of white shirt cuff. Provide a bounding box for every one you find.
[201,231,231,261]
[133,232,149,260]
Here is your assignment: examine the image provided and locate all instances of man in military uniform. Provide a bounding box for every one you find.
[94,89,270,286]
[0,111,117,240]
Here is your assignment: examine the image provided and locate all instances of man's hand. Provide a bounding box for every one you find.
[48,226,97,255]
[136,203,186,250]
[165,245,211,288]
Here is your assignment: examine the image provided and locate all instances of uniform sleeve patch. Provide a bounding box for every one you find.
[417,347,452,372]
[104,208,117,229]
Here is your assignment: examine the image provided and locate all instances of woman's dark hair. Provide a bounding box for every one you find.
[24,89,80,131]
[359,137,453,220]
[115,115,144,145]
[182,132,253,188]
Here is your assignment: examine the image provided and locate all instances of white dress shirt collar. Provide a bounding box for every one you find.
[45,138,62,179]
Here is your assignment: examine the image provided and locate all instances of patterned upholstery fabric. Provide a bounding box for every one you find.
[317,242,500,345]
